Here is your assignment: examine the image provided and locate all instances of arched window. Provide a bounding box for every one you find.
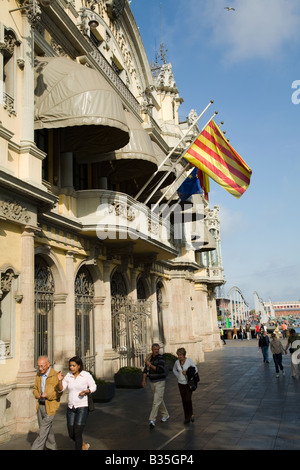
[34,256,54,364]
[111,271,127,297]
[75,266,95,372]
[111,271,152,367]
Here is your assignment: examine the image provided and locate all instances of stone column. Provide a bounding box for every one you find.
[149,274,159,345]
[18,12,45,189]
[60,152,74,189]
[15,226,37,433]
[20,13,34,143]
[130,268,138,300]
[64,251,76,360]
[17,226,36,381]
[98,261,118,378]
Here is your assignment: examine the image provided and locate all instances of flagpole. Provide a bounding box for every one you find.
[158,120,224,217]
[153,165,194,213]
[150,111,218,210]
[157,118,224,215]
[134,100,214,201]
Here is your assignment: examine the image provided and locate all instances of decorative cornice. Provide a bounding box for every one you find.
[0,170,57,212]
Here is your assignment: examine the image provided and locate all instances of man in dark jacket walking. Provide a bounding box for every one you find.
[259,330,270,363]
[142,343,169,428]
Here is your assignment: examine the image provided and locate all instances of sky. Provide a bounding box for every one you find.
[130,0,300,308]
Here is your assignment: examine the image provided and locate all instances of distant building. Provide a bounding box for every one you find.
[264,301,300,318]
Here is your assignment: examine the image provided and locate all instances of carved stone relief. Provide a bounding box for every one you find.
[0,200,31,224]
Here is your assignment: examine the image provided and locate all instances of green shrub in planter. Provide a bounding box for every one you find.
[114,366,143,389]
[92,377,116,403]
[163,353,177,371]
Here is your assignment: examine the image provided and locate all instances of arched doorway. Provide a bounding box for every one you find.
[34,255,54,364]
[111,271,152,368]
[75,266,95,373]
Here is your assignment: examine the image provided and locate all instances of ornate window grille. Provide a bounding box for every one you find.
[34,256,54,364]
[111,272,152,368]
[75,267,95,374]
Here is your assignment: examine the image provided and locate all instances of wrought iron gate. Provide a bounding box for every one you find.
[75,267,95,374]
[111,295,153,368]
[34,256,54,365]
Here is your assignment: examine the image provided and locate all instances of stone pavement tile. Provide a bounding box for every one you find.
[245,420,280,437]
[3,342,300,451]
[235,434,276,450]
[201,432,241,450]
[275,437,300,450]
[163,430,216,451]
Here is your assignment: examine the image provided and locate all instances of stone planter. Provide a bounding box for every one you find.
[163,354,177,371]
[114,372,143,389]
[93,382,115,403]
[164,359,176,371]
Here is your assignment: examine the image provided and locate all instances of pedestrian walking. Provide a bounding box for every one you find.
[32,356,61,450]
[239,325,244,340]
[284,329,300,378]
[142,343,169,428]
[173,348,198,424]
[246,323,251,340]
[274,323,281,339]
[220,328,226,345]
[58,356,96,450]
[255,324,260,338]
[270,333,285,377]
[258,330,270,363]
[233,326,238,340]
[281,323,287,338]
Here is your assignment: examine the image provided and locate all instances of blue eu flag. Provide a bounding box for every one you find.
[177,168,203,202]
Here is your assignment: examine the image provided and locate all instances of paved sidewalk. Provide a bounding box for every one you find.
[1,338,300,452]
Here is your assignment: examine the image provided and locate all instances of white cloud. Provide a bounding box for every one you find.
[183,0,300,63]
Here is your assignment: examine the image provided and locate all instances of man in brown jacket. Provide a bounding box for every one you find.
[32,356,61,450]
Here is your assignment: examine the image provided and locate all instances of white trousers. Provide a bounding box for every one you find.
[149,380,168,422]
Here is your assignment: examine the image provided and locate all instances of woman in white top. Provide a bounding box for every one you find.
[173,347,198,424]
[58,356,96,450]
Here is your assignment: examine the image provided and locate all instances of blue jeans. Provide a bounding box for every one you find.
[262,346,269,362]
[67,406,89,450]
[273,353,283,373]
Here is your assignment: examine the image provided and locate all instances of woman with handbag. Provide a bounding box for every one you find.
[173,348,198,424]
[58,356,96,450]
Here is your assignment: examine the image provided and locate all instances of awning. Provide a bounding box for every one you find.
[34,56,129,154]
[76,111,159,183]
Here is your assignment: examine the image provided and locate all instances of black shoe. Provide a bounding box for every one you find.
[191,415,195,422]
[184,419,190,424]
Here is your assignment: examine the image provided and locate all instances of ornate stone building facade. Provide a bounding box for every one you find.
[0,0,224,441]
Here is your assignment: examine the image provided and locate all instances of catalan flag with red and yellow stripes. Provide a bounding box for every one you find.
[197,169,210,201]
[183,120,252,199]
